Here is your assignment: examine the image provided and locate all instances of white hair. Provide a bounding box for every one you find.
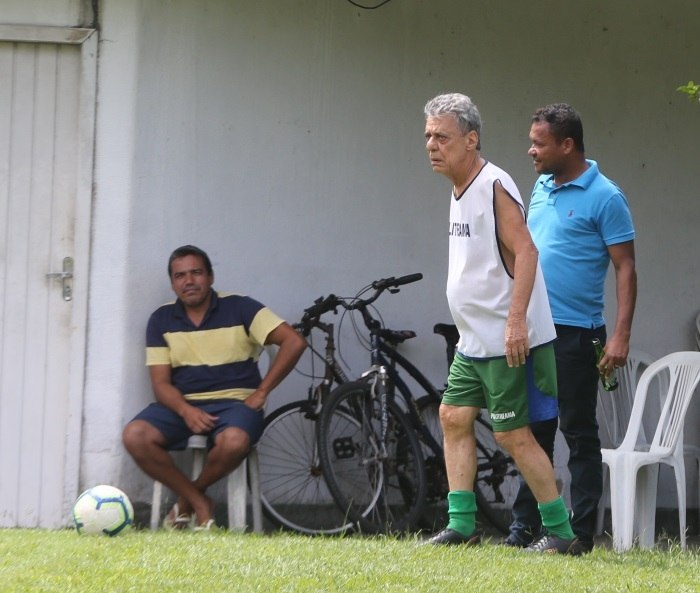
[424,93,482,149]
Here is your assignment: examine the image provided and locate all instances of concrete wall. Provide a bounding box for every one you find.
[0,0,89,27]
[4,0,699,510]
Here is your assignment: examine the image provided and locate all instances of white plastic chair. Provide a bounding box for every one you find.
[596,350,700,537]
[150,436,262,532]
[600,351,700,551]
[597,350,656,448]
[595,350,656,535]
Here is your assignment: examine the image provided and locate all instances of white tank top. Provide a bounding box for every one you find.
[446,161,555,359]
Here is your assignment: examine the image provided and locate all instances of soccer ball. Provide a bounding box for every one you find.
[72,484,134,536]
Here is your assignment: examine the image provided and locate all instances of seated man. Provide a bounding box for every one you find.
[123,245,306,530]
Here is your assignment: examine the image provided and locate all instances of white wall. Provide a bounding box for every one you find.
[0,0,87,27]
[4,0,699,508]
[106,0,700,503]
[83,0,144,491]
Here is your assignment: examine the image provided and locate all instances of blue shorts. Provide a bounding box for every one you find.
[131,400,264,450]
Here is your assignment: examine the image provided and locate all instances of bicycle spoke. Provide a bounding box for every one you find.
[319,382,426,534]
[324,398,384,518]
[258,401,356,535]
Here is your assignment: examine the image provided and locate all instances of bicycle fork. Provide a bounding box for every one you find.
[361,365,390,461]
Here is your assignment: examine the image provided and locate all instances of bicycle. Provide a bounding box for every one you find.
[256,300,358,535]
[315,274,520,534]
[256,294,447,535]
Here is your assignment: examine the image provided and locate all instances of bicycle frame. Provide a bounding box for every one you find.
[356,305,443,457]
[294,318,350,415]
[378,343,443,451]
[360,308,507,480]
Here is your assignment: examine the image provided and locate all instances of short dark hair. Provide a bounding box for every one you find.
[532,103,585,153]
[167,245,213,277]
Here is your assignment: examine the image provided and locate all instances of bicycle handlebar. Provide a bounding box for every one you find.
[302,294,340,321]
[298,273,423,330]
[371,273,423,291]
[347,272,423,311]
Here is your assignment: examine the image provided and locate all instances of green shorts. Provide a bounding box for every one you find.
[441,344,558,432]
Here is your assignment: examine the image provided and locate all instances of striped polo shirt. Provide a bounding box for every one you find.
[146,291,284,401]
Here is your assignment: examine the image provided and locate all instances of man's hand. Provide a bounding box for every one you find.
[181,405,218,433]
[150,364,218,432]
[598,333,630,376]
[505,315,530,367]
[243,389,267,411]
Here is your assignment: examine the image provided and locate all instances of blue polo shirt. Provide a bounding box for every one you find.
[527,160,635,328]
[146,291,284,400]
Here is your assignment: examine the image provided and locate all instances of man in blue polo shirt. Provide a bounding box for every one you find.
[123,245,306,530]
[505,104,637,553]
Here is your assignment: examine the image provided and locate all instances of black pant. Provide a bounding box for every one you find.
[508,324,605,544]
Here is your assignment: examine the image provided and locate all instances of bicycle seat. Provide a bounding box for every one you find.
[377,328,416,344]
[433,323,459,347]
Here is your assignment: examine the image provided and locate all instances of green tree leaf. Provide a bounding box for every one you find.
[677,80,700,103]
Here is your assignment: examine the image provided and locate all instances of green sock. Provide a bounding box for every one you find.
[446,490,477,537]
[538,496,575,540]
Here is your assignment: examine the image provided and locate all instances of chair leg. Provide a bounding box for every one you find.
[228,458,248,531]
[191,448,205,479]
[635,464,659,549]
[151,481,163,530]
[672,460,687,549]
[248,448,262,533]
[683,444,700,534]
[609,461,638,552]
[697,456,700,533]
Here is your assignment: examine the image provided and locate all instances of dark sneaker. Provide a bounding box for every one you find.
[502,534,530,548]
[424,528,481,546]
[568,538,594,555]
[524,534,580,555]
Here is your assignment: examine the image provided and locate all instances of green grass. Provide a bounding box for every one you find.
[0,528,698,593]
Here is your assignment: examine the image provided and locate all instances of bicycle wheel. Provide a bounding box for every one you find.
[415,395,449,532]
[415,396,519,534]
[415,395,448,500]
[318,381,427,534]
[257,400,356,535]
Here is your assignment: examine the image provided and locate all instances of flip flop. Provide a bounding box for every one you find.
[193,519,218,532]
[162,503,193,530]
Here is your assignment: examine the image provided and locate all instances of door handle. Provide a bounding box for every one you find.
[46,256,74,301]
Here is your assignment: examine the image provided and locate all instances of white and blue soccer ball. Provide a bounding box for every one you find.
[72,484,134,536]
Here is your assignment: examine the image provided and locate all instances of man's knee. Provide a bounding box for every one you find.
[122,419,160,452]
[439,404,476,437]
[214,426,251,456]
